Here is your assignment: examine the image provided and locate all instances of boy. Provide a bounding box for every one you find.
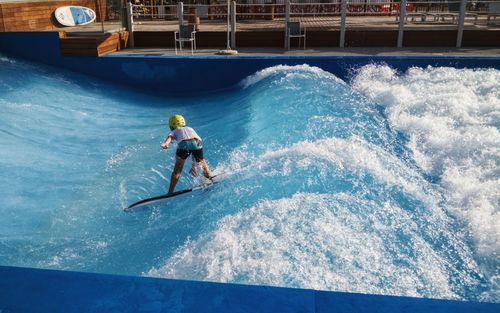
[161,114,212,194]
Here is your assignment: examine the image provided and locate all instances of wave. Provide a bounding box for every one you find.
[147,136,479,300]
[240,64,345,89]
[352,64,500,301]
[352,64,500,257]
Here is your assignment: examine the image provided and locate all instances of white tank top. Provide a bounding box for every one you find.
[169,126,201,142]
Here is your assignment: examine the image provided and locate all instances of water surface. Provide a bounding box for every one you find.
[0,56,498,302]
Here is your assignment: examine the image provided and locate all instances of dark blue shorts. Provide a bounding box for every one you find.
[176,139,204,162]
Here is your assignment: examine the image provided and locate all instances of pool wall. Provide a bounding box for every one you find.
[1,32,500,94]
[0,266,498,313]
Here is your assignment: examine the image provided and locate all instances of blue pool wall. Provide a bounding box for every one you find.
[1,32,500,312]
[1,32,500,94]
[0,266,498,313]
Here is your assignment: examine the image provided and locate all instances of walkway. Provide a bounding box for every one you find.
[111,46,500,57]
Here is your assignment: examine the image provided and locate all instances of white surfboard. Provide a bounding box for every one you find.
[55,6,96,27]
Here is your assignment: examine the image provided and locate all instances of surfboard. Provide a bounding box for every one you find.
[55,6,96,27]
[125,180,218,212]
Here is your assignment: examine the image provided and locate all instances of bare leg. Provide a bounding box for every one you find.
[189,155,198,177]
[168,156,185,194]
[198,159,212,179]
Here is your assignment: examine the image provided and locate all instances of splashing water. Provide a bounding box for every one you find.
[0,56,498,302]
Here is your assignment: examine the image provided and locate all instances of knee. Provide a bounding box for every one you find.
[172,170,181,179]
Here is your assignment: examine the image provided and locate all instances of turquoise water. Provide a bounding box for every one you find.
[0,56,498,302]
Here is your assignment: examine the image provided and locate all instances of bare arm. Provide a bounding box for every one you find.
[161,135,173,149]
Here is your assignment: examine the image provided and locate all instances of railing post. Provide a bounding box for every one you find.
[178,1,184,27]
[126,1,135,48]
[397,0,407,48]
[285,0,290,48]
[231,1,237,49]
[340,0,347,48]
[456,0,467,48]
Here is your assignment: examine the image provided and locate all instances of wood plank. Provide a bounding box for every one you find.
[0,5,3,32]
[61,51,99,57]
[59,32,120,57]
[2,10,55,17]
[60,47,99,53]
[98,42,120,50]
[98,45,118,53]
[98,43,119,51]
[2,17,54,25]
[60,42,101,48]
[3,1,96,10]
[60,46,99,52]
[60,48,97,54]
[0,0,99,31]
[5,7,55,14]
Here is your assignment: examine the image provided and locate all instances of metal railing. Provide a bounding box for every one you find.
[125,0,500,49]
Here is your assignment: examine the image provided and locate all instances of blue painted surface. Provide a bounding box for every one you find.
[0,266,498,313]
[0,32,499,94]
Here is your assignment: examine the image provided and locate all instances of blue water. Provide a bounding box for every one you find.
[0,56,499,302]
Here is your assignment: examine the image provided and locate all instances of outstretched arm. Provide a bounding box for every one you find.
[161,135,173,149]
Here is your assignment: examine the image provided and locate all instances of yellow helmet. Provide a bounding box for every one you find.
[168,114,186,129]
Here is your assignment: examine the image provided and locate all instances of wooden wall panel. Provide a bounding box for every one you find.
[0,5,4,32]
[0,0,107,32]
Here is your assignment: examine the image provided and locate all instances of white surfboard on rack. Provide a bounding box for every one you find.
[55,6,96,27]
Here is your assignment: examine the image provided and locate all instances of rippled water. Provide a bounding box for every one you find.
[0,56,498,302]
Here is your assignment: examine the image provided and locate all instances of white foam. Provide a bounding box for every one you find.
[240,64,345,89]
[0,55,16,64]
[147,136,479,299]
[218,136,443,209]
[352,65,500,258]
[147,192,474,299]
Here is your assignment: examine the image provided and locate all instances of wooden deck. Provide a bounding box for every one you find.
[60,15,499,52]
[54,16,499,55]
[67,15,500,34]
[1,4,497,57]
[111,46,500,57]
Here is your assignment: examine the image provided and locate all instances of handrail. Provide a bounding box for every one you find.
[126,0,499,49]
[130,1,500,20]
[129,1,500,22]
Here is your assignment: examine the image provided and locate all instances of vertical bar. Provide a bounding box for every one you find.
[178,1,184,28]
[340,0,347,48]
[285,0,290,48]
[456,0,467,47]
[98,0,104,33]
[126,1,135,48]
[226,0,230,49]
[231,1,237,49]
[397,0,407,48]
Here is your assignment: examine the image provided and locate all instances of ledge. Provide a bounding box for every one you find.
[0,266,498,313]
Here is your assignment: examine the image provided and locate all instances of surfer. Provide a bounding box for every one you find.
[161,115,212,194]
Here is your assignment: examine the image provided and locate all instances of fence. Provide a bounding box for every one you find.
[125,0,500,48]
